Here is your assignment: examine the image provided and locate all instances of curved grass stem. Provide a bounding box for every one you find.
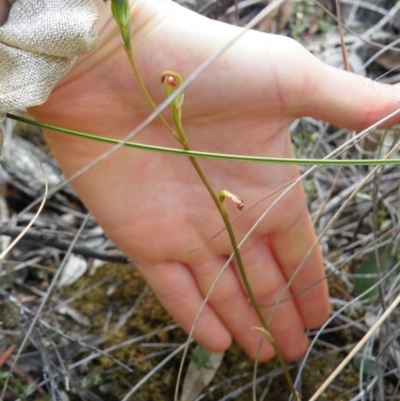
[8,112,400,167]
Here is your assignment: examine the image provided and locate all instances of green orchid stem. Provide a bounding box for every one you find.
[124,47,178,139]
[172,107,185,144]
[218,193,299,401]
[170,105,222,213]
[172,107,223,213]
[188,155,222,212]
[252,326,301,400]
[115,15,293,390]
[173,106,299,400]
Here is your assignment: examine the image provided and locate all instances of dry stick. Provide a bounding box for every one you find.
[198,0,239,19]
[278,220,400,310]
[120,342,189,401]
[4,326,179,400]
[0,345,16,368]
[351,1,400,71]
[48,335,70,392]
[309,289,400,401]
[31,328,59,400]
[360,36,400,73]
[312,133,350,226]
[0,226,128,263]
[234,0,240,24]
[292,260,400,399]
[67,323,178,371]
[0,164,48,398]
[355,2,400,46]
[0,287,133,370]
[312,0,400,53]
[313,1,350,226]
[0,213,93,400]
[0,164,48,261]
[335,0,350,72]
[372,167,390,312]
[370,138,396,398]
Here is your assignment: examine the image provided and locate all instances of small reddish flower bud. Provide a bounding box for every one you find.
[161,71,185,109]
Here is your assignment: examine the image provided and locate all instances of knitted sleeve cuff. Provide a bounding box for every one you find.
[0,0,99,122]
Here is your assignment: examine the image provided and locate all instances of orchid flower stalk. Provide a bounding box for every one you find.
[110,2,299,399]
[161,71,299,401]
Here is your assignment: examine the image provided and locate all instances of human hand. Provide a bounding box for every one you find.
[30,0,400,360]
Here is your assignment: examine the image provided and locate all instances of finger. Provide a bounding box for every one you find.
[138,261,232,353]
[192,255,276,361]
[269,206,330,329]
[231,238,310,361]
[193,248,308,361]
[298,53,400,129]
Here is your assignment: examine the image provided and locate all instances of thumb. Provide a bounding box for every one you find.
[299,56,400,130]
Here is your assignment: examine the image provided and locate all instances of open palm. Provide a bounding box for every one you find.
[30,0,400,360]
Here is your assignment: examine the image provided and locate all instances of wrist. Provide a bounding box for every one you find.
[0,0,10,26]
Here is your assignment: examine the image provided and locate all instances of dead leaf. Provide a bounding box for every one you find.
[180,347,224,401]
[56,304,91,327]
[375,50,400,71]
[57,254,87,288]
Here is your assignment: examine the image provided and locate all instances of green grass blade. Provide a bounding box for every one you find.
[7,113,400,166]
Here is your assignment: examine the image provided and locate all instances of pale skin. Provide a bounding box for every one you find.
[2,0,400,361]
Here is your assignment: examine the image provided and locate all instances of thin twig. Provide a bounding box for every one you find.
[335,0,350,71]
[309,289,400,401]
[1,213,89,399]
[0,226,129,263]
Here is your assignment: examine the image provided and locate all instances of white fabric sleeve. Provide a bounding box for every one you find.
[0,0,99,123]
